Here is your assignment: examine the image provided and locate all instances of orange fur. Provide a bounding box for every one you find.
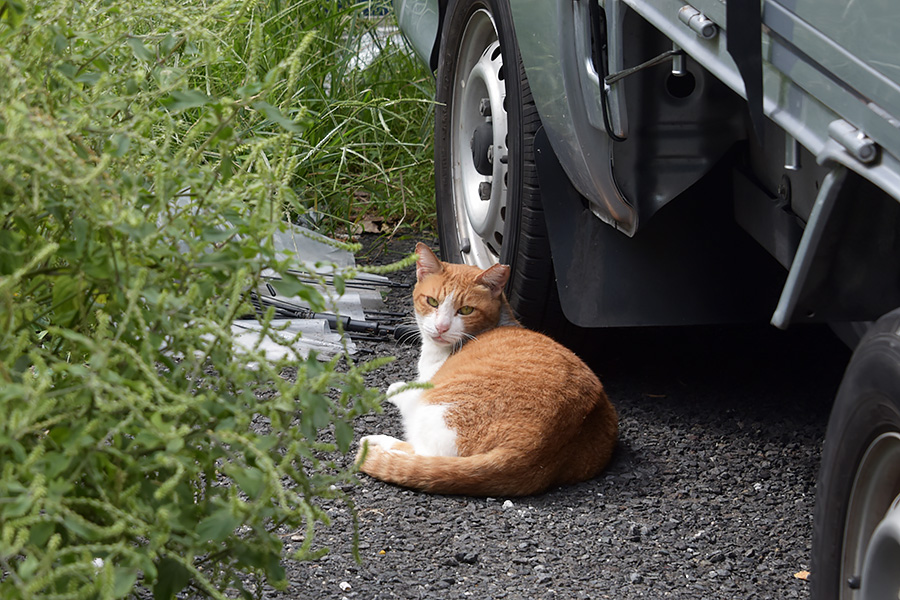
[358,244,617,496]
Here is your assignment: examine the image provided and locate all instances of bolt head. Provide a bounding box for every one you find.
[478,181,492,201]
[479,97,492,117]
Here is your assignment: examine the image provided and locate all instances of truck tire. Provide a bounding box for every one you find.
[433,0,561,332]
[811,308,900,599]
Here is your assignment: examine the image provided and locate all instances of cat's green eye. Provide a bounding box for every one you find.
[426,296,439,307]
[458,306,474,315]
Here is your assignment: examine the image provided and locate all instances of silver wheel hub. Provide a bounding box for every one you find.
[843,431,900,599]
[450,10,508,269]
[859,494,900,600]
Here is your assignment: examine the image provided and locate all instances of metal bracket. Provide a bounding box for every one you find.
[678,5,717,39]
[771,166,848,328]
[828,120,879,164]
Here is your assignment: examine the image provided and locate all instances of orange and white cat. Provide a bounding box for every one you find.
[357,243,617,496]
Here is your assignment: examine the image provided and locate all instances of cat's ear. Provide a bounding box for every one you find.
[475,263,510,298]
[415,242,443,281]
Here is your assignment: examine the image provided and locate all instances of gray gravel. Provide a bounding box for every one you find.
[273,232,851,600]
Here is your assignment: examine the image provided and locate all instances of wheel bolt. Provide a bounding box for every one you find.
[478,181,492,201]
[847,575,861,590]
[479,97,492,117]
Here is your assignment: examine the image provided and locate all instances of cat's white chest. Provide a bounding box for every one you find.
[387,382,457,457]
[375,307,458,457]
[416,340,452,382]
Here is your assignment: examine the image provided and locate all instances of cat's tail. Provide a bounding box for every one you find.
[357,443,551,497]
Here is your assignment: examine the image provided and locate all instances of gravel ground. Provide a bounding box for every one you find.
[272,231,852,600]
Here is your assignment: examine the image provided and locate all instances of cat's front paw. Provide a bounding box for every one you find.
[356,435,413,464]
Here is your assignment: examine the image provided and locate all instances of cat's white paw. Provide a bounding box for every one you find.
[356,435,414,469]
[359,434,403,452]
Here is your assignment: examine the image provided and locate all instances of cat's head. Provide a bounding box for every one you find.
[412,243,510,347]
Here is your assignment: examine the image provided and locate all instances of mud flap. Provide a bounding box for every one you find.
[533,127,783,328]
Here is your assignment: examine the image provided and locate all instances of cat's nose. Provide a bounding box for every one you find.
[435,320,450,334]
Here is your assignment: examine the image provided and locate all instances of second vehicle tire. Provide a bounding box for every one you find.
[811,308,900,600]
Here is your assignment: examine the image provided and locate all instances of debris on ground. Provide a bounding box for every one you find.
[236,224,415,360]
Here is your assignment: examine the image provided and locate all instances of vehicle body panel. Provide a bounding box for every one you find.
[392,0,439,66]
[773,0,900,123]
[507,0,740,236]
[392,0,900,328]
[490,0,640,233]
[625,0,900,199]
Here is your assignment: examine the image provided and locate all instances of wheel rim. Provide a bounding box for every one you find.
[841,430,900,597]
[450,9,509,269]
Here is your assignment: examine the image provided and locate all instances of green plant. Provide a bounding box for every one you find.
[0,1,419,598]
[204,0,436,233]
[282,2,437,233]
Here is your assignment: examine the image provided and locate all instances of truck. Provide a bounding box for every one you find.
[391,0,900,597]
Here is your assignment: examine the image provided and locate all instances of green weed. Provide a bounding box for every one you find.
[0,1,428,598]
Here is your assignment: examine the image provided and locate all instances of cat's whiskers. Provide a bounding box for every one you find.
[396,329,420,345]
[452,331,478,353]
[393,316,422,345]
